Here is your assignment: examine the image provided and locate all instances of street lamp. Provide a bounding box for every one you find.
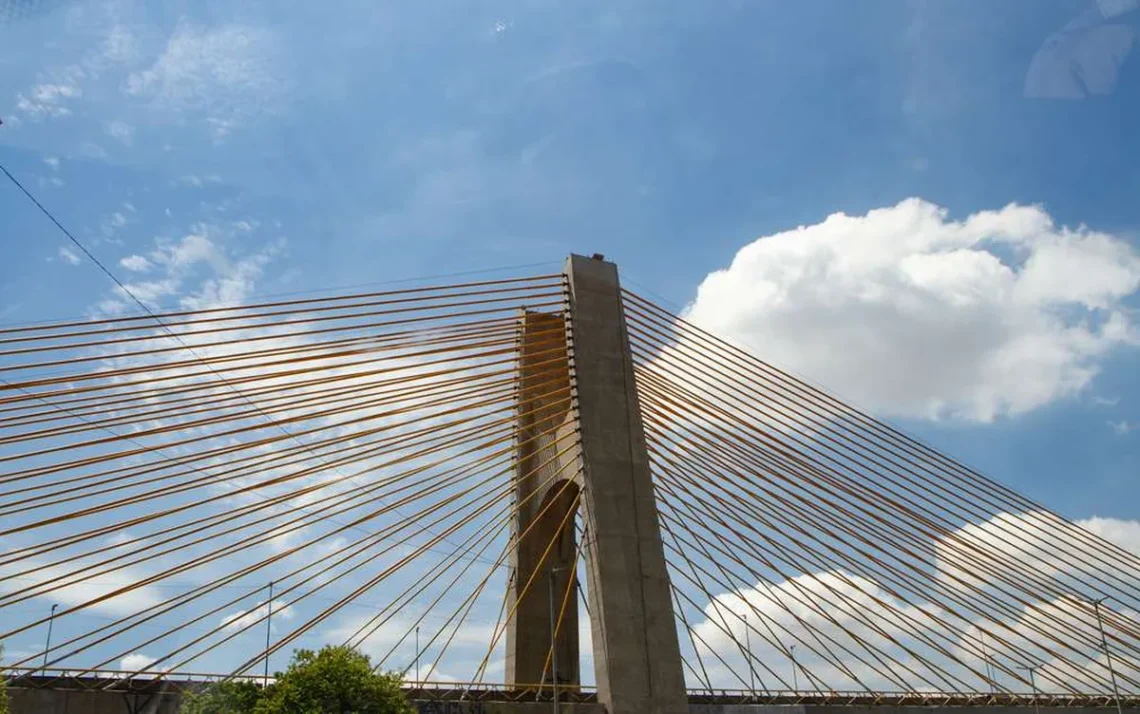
[743,614,754,696]
[1078,595,1124,714]
[979,631,996,693]
[415,626,420,685]
[549,565,572,714]
[790,645,799,693]
[42,603,58,674]
[1018,663,1042,714]
[264,581,273,688]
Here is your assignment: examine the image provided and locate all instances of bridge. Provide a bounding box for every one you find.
[1,255,1138,713]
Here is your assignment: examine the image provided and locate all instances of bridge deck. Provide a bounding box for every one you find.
[4,671,1140,708]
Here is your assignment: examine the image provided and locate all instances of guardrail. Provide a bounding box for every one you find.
[3,667,1138,707]
[684,689,1140,708]
[0,667,600,704]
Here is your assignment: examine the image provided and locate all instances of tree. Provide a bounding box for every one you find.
[182,679,261,714]
[0,644,9,714]
[254,646,413,714]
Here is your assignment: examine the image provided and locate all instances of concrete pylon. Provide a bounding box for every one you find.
[505,310,581,689]
[506,255,689,714]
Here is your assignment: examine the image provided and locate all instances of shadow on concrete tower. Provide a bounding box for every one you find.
[505,255,689,714]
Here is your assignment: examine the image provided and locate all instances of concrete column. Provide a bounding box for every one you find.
[506,310,582,689]
[564,254,689,714]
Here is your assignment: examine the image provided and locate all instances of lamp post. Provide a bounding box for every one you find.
[415,626,420,685]
[1018,664,1042,714]
[979,631,996,693]
[42,603,58,674]
[743,614,754,697]
[1082,595,1124,714]
[790,645,799,693]
[549,565,571,714]
[264,581,273,688]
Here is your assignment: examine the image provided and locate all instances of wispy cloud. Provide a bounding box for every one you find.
[124,23,287,140]
[58,246,81,265]
[16,82,82,118]
[9,21,138,125]
[105,119,135,145]
[97,224,285,314]
[220,600,295,632]
[1108,420,1139,436]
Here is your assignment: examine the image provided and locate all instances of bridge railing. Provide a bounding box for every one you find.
[684,687,1140,708]
[0,667,601,703]
[4,667,1138,707]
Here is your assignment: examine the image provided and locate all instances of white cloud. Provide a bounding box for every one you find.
[221,600,295,631]
[58,246,81,265]
[1079,516,1140,553]
[79,142,108,160]
[1108,420,1139,436]
[125,23,286,138]
[15,82,82,118]
[120,653,157,672]
[963,596,1140,693]
[119,254,153,272]
[682,199,1140,422]
[935,511,1140,593]
[10,23,137,125]
[155,233,218,268]
[0,553,164,618]
[89,222,284,316]
[43,157,60,170]
[112,278,180,305]
[105,120,135,145]
[103,211,129,237]
[680,513,1140,691]
[690,571,951,691]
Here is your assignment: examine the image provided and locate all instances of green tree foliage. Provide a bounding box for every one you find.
[254,646,413,714]
[182,679,261,714]
[179,646,413,714]
[0,644,10,714]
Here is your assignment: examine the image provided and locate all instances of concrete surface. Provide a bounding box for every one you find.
[562,254,689,714]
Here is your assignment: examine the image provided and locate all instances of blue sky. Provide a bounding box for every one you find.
[2,0,1140,687]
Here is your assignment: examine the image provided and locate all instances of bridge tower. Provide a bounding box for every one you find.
[506,255,688,714]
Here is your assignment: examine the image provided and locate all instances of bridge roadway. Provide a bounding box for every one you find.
[6,674,1140,714]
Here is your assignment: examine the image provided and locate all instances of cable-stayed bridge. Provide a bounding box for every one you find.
[1,255,1138,714]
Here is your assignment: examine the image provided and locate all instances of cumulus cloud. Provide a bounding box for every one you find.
[690,570,952,691]
[934,511,1140,594]
[1079,516,1140,553]
[681,511,1140,691]
[683,199,1140,422]
[119,254,152,272]
[120,653,157,672]
[959,596,1140,693]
